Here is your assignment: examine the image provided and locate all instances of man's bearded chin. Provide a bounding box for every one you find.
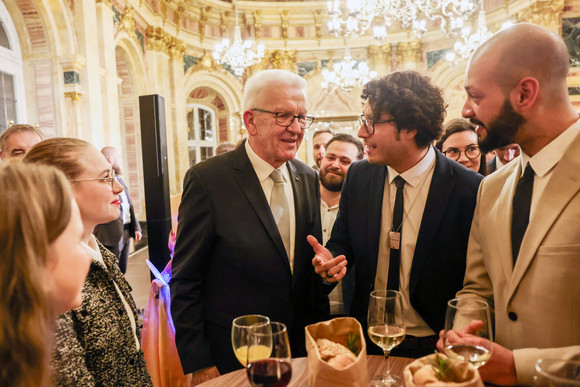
[320,172,344,192]
[478,100,524,154]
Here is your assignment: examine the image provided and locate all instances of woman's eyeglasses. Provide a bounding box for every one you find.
[442,146,481,161]
[70,170,117,189]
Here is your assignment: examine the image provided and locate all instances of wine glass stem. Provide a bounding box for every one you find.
[382,349,392,378]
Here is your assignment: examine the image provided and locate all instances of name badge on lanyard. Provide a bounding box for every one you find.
[389,231,401,250]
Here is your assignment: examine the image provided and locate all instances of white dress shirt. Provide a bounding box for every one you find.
[321,199,343,315]
[245,140,296,271]
[374,146,437,337]
[521,117,580,220]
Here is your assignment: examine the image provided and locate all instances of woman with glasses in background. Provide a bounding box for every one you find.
[24,138,153,386]
[0,162,91,387]
[436,118,488,176]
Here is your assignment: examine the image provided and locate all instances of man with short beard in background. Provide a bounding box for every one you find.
[318,133,363,316]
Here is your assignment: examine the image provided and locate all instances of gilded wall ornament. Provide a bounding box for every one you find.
[395,41,423,64]
[517,0,564,28]
[118,5,137,40]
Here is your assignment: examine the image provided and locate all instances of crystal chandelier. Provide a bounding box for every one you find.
[213,2,265,78]
[327,0,481,42]
[321,48,378,93]
[445,10,492,63]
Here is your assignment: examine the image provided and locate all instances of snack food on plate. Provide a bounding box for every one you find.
[403,353,484,387]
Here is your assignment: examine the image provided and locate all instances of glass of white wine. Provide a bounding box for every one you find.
[231,314,270,367]
[367,290,406,387]
[443,298,493,369]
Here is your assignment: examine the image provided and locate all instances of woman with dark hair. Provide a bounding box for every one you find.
[436,118,488,175]
[24,138,153,386]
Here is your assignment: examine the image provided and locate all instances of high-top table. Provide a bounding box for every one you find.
[198,355,413,386]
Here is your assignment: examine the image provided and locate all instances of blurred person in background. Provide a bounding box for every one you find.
[0,124,44,162]
[0,162,91,387]
[24,138,153,386]
[215,142,236,155]
[311,128,333,170]
[437,118,488,175]
[94,146,142,274]
[487,143,521,173]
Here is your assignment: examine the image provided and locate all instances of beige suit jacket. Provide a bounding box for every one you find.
[458,128,580,385]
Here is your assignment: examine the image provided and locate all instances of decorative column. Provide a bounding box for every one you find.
[368,44,392,77]
[395,41,423,71]
[145,26,178,194]
[72,0,105,144]
[168,37,189,192]
[96,0,121,148]
[61,59,85,138]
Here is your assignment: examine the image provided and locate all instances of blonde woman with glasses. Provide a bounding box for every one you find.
[0,162,91,387]
[24,138,153,386]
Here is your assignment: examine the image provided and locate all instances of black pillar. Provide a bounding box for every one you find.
[139,94,172,276]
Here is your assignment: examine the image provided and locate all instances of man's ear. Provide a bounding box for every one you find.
[243,110,257,136]
[511,77,539,113]
[401,128,417,141]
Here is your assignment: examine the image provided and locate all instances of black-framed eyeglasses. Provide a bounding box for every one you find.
[358,115,396,136]
[70,170,117,189]
[443,146,481,161]
[252,108,315,129]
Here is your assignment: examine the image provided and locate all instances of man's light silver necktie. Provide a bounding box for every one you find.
[270,168,292,271]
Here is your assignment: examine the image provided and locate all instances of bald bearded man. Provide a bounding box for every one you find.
[437,24,580,385]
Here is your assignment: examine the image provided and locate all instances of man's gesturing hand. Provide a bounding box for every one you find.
[307,235,347,283]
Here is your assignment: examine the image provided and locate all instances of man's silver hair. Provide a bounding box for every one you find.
[243,69,306,111]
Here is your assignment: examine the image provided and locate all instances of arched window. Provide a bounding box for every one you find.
[0,2,26,134]
[186,104,217,166]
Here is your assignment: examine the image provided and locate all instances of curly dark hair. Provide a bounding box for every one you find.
[361,71,447,148]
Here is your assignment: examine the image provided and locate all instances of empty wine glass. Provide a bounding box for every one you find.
[367,290,406,387]
[443,298,493,368]
[231,314,270,367]
[534,359,580,386]
[246,321,292,387]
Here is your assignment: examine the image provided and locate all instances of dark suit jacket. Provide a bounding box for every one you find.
[93,176,141,245]
[171,143,327,374]
[327,149,483,333]
[487,156,498,174]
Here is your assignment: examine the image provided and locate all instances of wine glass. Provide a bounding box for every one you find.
[443,298,493,368]
[231,314,270,367]
[246,321,292,387]
[534,359,580,386]
[367,290,406,387]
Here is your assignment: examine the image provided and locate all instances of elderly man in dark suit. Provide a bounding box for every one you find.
[310,71,483,360]
[171,69,327,384]
[94,146,142,274]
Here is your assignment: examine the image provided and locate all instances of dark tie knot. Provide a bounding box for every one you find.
[522,163,535,180]
[394,175,406,189]
[270,169,284,184]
